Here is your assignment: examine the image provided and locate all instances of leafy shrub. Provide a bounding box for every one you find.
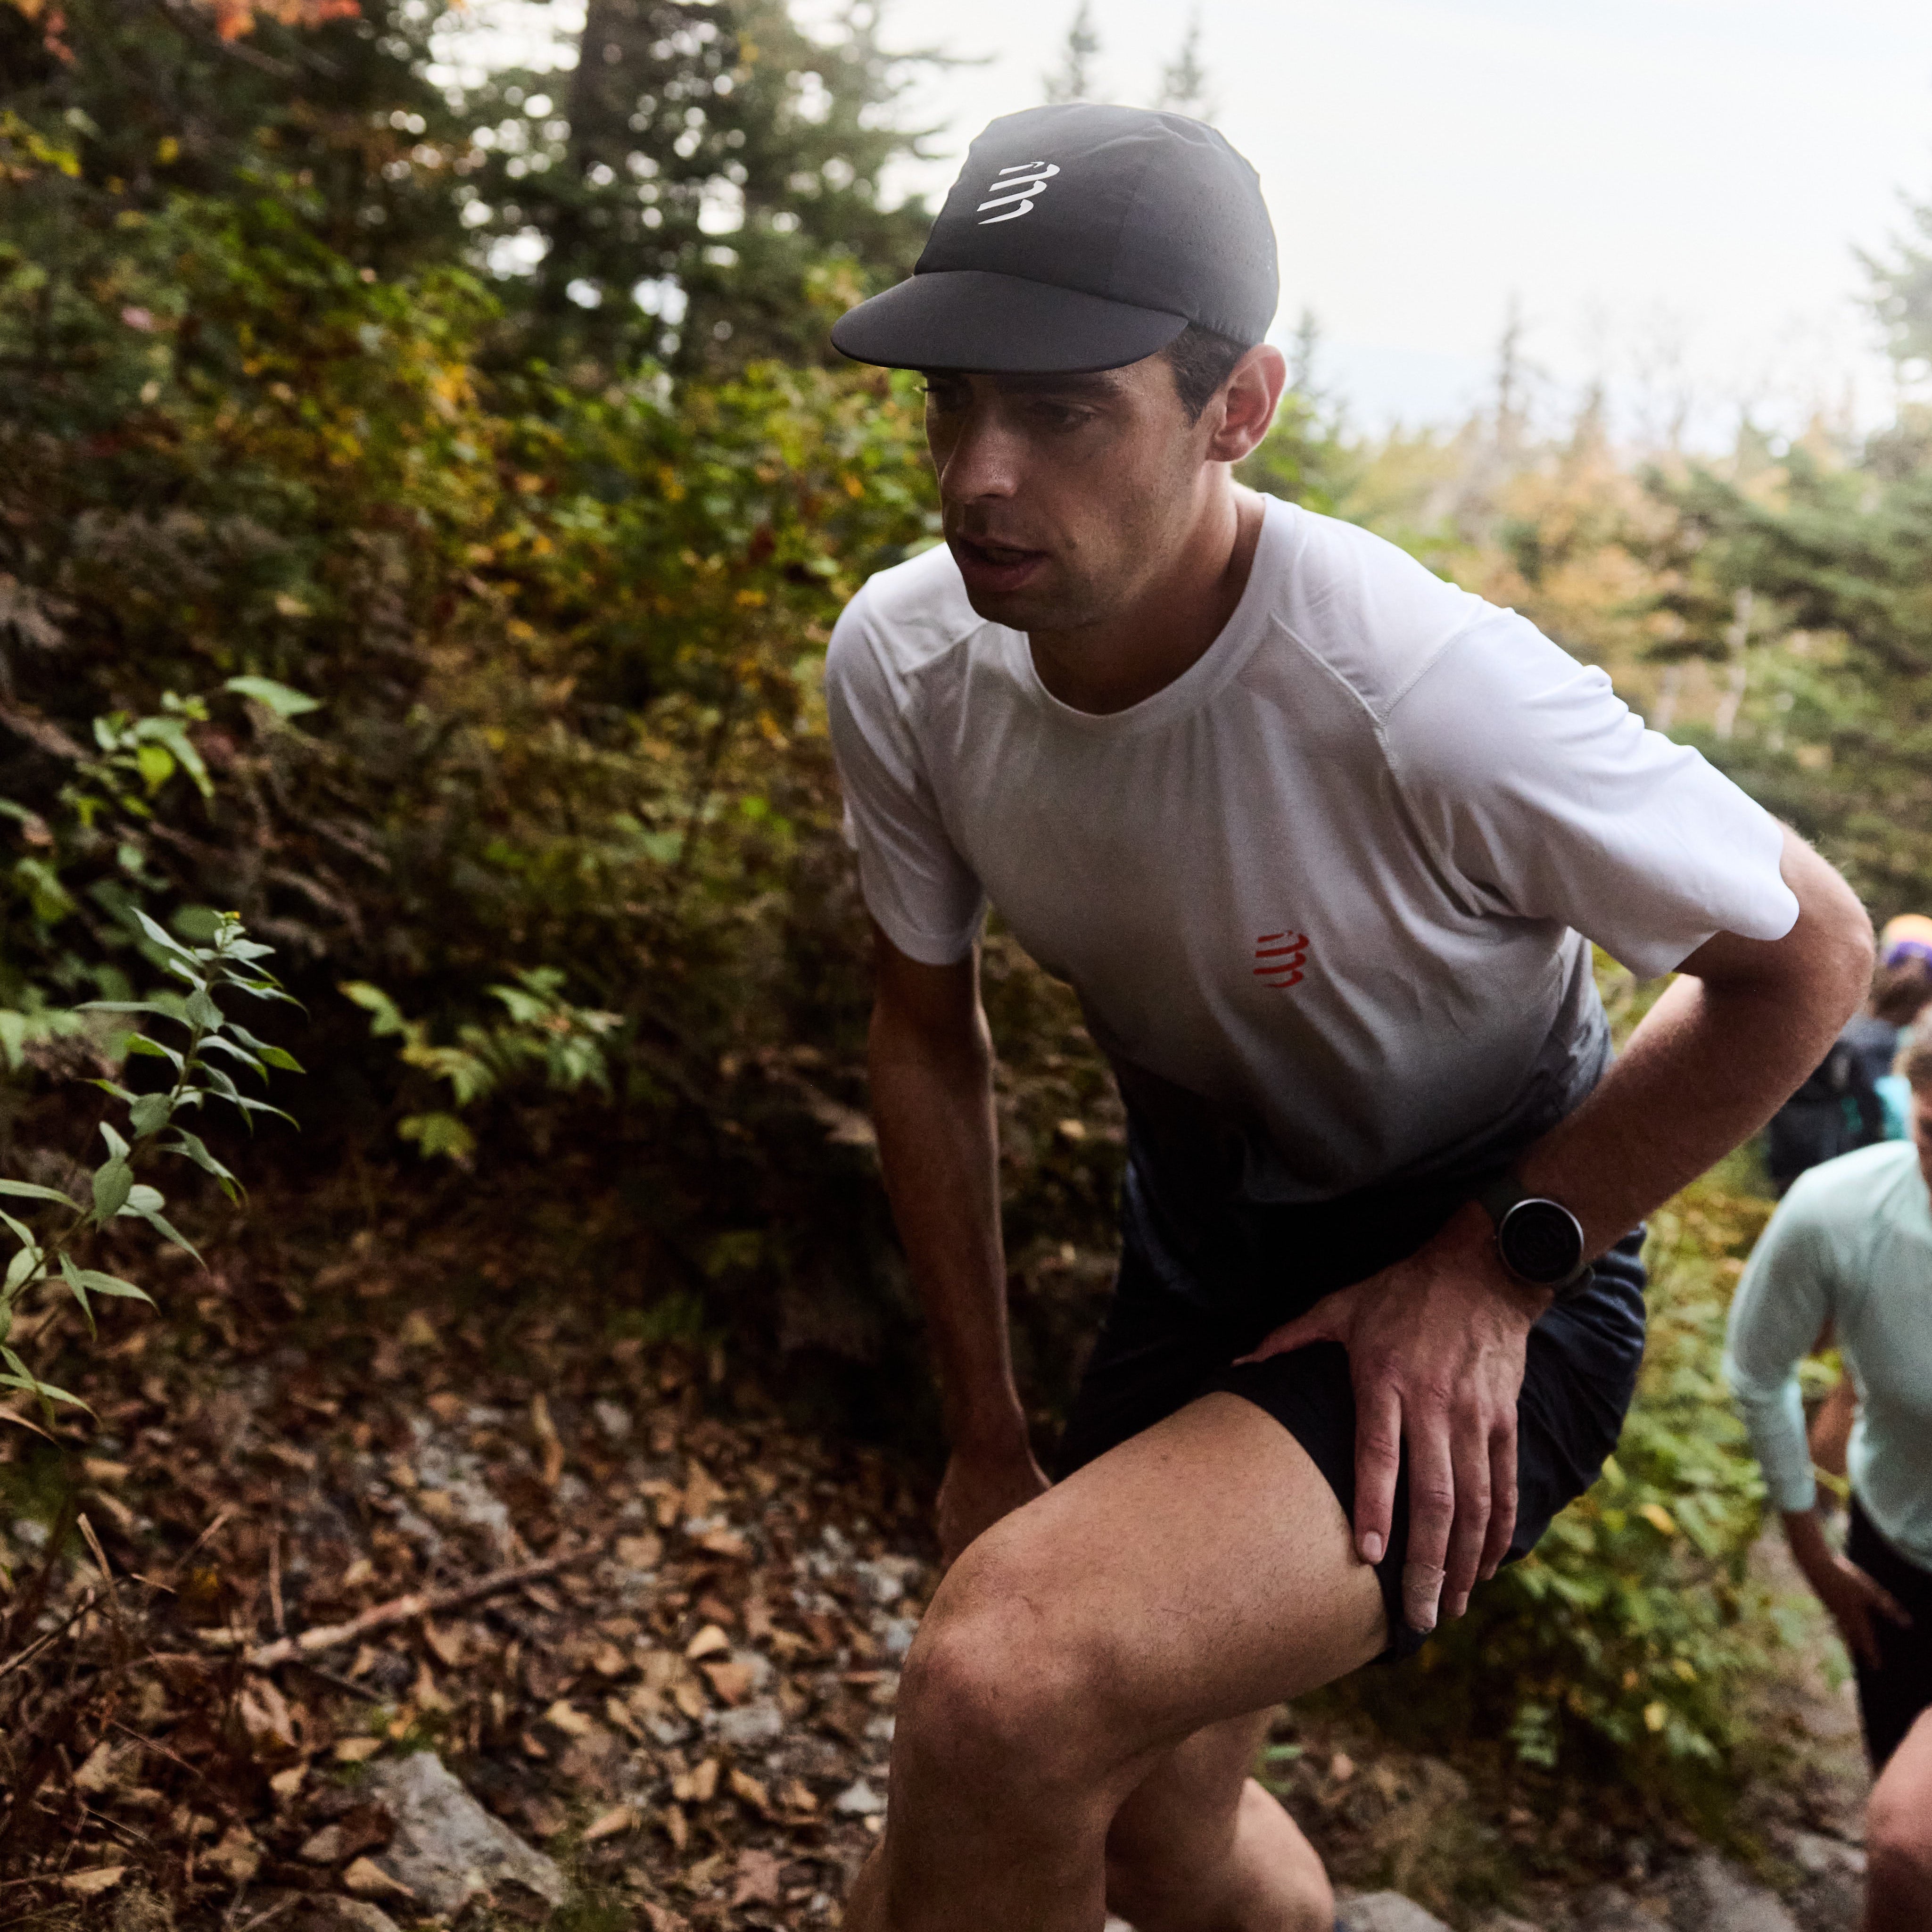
[1,910,301,1421]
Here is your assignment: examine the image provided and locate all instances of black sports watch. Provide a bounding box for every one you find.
[1476,1174,1592,1296]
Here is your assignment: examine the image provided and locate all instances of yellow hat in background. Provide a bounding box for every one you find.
[1880,914,1932,966]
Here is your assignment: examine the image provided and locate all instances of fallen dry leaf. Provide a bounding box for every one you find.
[685,1623,730,1662]
[582,1802,638,1842]
[423,1619,466,1668]
[334,1736,382,1764]
[531,1393,565,1488]
[701,1657,755,1704]
[342,1856,414,1902]
[205,1824,261,1884]
[731,1845,785,1907]
[543,1698,595,1737]
[72,1740,117,1794]
[60,1868,128,1898]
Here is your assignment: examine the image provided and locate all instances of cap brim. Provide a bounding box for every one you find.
[830,269,1189,374]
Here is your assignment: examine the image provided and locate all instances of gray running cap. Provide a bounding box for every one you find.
[830,102,1279,375]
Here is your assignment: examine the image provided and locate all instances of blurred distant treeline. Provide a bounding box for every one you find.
[6,0,1932,1785]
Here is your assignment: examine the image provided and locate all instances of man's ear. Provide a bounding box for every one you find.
[1204,346,1288,464]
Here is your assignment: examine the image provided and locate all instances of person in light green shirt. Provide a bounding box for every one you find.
[1726,1037,1932,1932]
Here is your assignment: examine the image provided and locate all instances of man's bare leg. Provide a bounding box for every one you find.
[1104,1711,1333,1932]
[1865,1707,1932,1932]
[845,1392,1387,1932]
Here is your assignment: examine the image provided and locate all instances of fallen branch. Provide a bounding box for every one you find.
[222,1542,602,1671]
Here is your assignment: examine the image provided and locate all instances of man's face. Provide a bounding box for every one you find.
[1912,1087,1932,1188]
[920,356,1214,634]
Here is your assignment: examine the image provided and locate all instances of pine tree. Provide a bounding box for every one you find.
[1154,8,1212,120]
[472,0,939,372]
[1043,2,1101,105]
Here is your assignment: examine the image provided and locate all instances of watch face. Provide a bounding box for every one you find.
[1499,1198,1585,1286]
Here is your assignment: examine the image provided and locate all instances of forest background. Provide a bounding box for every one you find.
[6,0,1932,1882]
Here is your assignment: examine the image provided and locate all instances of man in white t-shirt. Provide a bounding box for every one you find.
[824,103,1874,1932]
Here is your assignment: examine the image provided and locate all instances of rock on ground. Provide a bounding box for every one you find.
[1337,1892,1455,1932]
[1664,1851,1802,1932]
[362,1750,566,1923]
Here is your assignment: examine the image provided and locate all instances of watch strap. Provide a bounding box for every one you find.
[1476,1172,1593,1295]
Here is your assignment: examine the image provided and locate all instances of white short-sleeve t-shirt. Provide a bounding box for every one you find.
[826,496,1798,1206]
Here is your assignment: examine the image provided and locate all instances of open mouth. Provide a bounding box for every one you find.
[949,532,1049,591]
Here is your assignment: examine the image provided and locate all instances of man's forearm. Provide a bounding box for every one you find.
[869,1000,1028,1455]
[1519,831,1872,1254]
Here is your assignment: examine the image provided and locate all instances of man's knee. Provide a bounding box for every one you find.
[1867,1753,1932,1896]
[896,1533,1119,1797]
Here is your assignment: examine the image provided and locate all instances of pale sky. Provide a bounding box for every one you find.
[867,0,1932,440]
[448,0,1932,441]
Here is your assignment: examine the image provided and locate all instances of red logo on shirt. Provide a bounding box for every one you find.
[1253,931,1309,990]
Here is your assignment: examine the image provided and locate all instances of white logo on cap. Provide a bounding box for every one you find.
[977,161,1060,225]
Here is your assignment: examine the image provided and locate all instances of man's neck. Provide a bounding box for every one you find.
[1028,485,1265,716]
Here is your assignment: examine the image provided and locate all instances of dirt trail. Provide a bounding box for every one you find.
[0,1185,1883,1931]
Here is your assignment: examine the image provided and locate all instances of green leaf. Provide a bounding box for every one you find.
[198,1036,265,1080]
[224,675,322,718]
[134,740,176,792]
[119,1199,202,1267]
[77,999,186,1020]
[0,1180,81,1209]
[128,1092,173,1138]
[4,1245,42,1293]
[123,1034,182,1066]
[132,907,198,963]
[91,1158,133,1222]
[216,1020,303,1072]
[99,1122,131,1161]
[184,987,223,1031]
[340,981,406,1035]
[0,1346,91,1415]
[398,1112,476,1161]
[160,1131,240,1203]
[71,1267,153,1305]
[57,1253,96,1339]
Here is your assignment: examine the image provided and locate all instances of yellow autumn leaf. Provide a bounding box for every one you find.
[1638,1503,1677,1537]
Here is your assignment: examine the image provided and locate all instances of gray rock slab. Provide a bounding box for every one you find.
[363,1750,566,1924]
[1668,1852,1801,1932]
[1338,1892,1454,1932]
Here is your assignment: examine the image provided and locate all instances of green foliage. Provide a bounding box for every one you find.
[1,910,301,1420]
[342,968,621,1161]
[1637,452,1932,923]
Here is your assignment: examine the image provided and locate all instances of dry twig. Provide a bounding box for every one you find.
[217,1542,603,1671]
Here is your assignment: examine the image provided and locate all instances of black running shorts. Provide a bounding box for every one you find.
[1847,1496,1932,1772]
[1057,1169,1647,1662]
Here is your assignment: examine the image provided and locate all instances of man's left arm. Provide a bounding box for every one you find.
[1244,826,1873,1634]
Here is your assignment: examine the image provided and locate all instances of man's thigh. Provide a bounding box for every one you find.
[915,1389,1387,1776]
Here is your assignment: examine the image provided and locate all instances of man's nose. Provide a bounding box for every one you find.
[937,407,1022,505]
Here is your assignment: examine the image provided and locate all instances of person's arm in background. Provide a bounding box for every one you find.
[868,922,1049,1566]
[1725,1202,1911,1666]
[1808,1342,1857,1489]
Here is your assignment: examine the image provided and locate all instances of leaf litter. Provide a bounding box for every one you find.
[0,1172,938,1929]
